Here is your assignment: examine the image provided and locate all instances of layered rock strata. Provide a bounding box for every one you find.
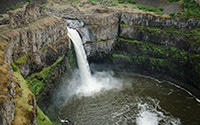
[0,1,70,124]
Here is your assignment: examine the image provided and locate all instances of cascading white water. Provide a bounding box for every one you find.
[67,27,92,86]
[67,27,122,96]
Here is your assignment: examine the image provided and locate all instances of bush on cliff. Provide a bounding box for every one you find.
[168,0,180,2]
[136,5,163,15]
[118,0,136,4]
[181,0,200,18]
[89,0,118,6]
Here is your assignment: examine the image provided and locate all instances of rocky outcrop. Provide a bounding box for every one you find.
[45,1,200,55]
[2,16,68,77]
[0,1,70,124]
[119,12,200,53]
[9,1,42,28]
[0,37,17,125]
[46,2,120,58]
[120,12,200,29]
[0,14,9,25]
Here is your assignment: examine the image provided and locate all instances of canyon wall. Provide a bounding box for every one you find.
[45,2,200,98]
[0,2,71,124]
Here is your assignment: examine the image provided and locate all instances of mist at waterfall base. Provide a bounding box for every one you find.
[52,28,200,125]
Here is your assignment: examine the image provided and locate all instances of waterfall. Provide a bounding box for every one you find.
[66,27,122,97]
[67,27,92,86]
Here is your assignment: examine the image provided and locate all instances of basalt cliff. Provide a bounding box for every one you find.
[0,0,200,124]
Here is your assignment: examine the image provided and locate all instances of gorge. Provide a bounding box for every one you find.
[0,0,200,124]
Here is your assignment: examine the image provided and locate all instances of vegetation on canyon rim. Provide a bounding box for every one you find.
[3,0,200,18]
[87,0,200,18]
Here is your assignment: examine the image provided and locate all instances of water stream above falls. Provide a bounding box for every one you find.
[54,27,200,125]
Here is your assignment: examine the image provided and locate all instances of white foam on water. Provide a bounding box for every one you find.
[136,99,181,125]
[137,74,200,104]
[136,103,160,125]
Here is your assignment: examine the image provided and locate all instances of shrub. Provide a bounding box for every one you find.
[128,0,136,4]
[10,5,16,10]
[16,2,24,8]
[118,0,125,4]
[5,8,10,12]
[168,0,180,2]
[169,12,175,17]
[89,0,118,7]
[26,0,31,2]
[181,0,200,18]
[136,5,163,15]
[158,7,163,11]
[118,0,136,4]
[0,14,3,18]
[175,12,181,17]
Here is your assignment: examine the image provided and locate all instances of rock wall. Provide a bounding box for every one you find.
[0,2,70,124]
[44,2,200,98]
[46,2,120,58]
[120,12,200,53]
[9,1,42,29]
[45,2,200,55]
[2,16,68,77]
[120,12,200,29]
[0,37,17,125]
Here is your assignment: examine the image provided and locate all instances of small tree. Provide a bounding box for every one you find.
[169,12,175,17]
[5,8,10,12]
[128,0,136,4]
[26,0,31,3]
[158,7,163,11]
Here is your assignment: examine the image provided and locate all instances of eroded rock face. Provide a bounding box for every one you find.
[0,100,15,125]
[46,2,120,58]
[119,12,200,53]
[46,1,200,56]
[9,1,42,28]
[120,12,200,29]
[2,16,68,77]
[0,2,69,124]
[84,39,115,57]
[0,37,17,125]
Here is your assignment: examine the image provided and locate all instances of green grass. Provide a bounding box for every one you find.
[118,0,136,4]
[36,106,52,125]
[181,0,200,18]
[168,0,180,2]
[136,4,163,15]
[139,25,200,45]
[26,55,65,99]
[12,65,52,124]
[15,53,32,68]
[89,0,118,7]
[8,2,24,10]
[11,62,19,72]
[112,53,131,62]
